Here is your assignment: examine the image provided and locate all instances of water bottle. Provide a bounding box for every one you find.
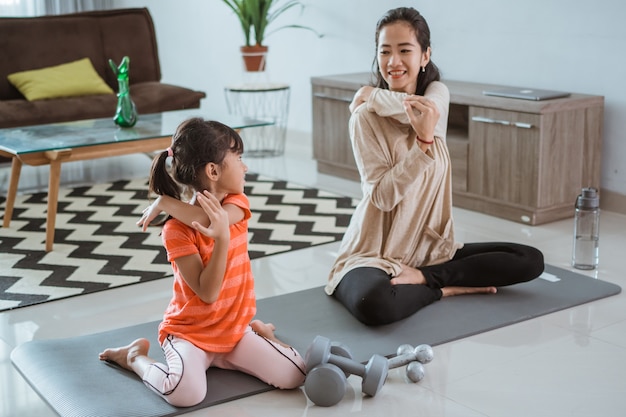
[572,187,600,270]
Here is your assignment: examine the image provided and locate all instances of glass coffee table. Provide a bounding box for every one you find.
[0,110,271,251]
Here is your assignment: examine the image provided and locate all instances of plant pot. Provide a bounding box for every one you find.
[240,45,268,72]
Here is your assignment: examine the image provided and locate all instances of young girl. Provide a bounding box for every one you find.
[99,118,306,407]
[326,7,544,326]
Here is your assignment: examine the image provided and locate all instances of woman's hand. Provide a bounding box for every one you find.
[390,264,427,285]
[349,86,375,113]
[192,191,229,242]
[403,95,439,149]
[137,196,163,232]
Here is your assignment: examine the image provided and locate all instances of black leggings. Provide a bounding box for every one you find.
[333,242,544,326]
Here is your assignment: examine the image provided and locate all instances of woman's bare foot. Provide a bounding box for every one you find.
[98,338,150,372]
[390,264,427,285]
[441,286,497,297]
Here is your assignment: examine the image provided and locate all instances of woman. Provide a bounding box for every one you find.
[326,7,544,326]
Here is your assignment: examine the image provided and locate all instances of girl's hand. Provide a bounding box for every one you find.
[137,196,163,232]
[192,191,229,242]
[403,95,439,147]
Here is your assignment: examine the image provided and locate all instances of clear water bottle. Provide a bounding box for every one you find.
[572,188,600,270]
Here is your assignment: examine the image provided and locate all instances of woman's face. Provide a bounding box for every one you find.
[377,21,430,94]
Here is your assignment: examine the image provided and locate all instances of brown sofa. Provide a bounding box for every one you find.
[0,7,205,133]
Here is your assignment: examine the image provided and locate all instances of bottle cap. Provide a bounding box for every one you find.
[576,187,599,210]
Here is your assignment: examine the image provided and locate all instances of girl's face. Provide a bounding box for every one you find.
[377,21,430,94]
[215,151,248,195]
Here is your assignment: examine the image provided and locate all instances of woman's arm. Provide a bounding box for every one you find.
[349,83,449,211]
[402,95,440,152]
[350,86,409,122]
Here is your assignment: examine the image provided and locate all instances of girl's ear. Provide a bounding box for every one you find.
[205,162,220,181]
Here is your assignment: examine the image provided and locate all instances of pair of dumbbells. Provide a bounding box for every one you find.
[387,343,434,383]
[304,335,389,407]
[303,336,435,407]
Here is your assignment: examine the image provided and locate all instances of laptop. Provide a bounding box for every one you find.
[482,87,570,101]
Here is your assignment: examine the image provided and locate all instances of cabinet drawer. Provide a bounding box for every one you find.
[312,89,354,103]
[468,107,541,207]
[312,86,356,170]
[447,137,468,192]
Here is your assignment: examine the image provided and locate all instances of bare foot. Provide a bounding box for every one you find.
[99,338,150,371]
[250,319,276,339]
[250,319,295,349]
[390,264,427,285]
[441,286,497,297]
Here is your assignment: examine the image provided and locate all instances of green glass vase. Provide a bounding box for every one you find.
[109,56,137,127]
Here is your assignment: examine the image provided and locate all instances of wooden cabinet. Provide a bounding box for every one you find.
[311,76,360,181]
[311,73,604,225]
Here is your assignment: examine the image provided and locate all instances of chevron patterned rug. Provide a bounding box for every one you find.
[0,173,358,311]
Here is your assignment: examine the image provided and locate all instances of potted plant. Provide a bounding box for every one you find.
[221,0,321,71]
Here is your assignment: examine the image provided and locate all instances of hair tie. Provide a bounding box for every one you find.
[166,147,173,157]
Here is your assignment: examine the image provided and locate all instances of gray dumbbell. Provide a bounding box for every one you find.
[304,363,347,407]
[388,344,434,383]
[406,361,425,383]
[303,341,354,407]
[330,341,353,377]
[388,343,434,368]
[305,335,389,397]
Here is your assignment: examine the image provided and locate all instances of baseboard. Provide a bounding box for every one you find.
[601,188,626,215]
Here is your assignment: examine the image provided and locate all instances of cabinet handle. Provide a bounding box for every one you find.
[471,116,533,129]
[313,93,353,103]
[471,116,510,126]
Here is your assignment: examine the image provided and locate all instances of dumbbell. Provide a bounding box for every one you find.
[305,335,389,398]
[304,363,347,407]
[387,344,434,383]
[303,340,355,407]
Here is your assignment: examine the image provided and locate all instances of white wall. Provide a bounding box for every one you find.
[114,0,626,196]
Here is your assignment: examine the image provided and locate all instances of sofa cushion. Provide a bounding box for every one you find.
[7,58,114,101]
[0,82,206,129]
[128,82,207,113]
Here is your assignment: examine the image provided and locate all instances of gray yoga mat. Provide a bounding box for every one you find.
[11,264,621,417]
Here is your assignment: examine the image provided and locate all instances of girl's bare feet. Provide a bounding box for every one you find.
[250,319,276,339]
[441,286,497,297]
[250,319,294,349]
[98,338,151,372]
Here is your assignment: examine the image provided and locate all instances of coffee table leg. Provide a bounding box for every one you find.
[45,159,63,252]
[2,157,22,228]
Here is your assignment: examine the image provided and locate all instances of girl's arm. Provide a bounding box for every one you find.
[137,192,243,231]
[174,192,230,304]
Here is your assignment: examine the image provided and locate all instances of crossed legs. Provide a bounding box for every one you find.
[333,242,544,325]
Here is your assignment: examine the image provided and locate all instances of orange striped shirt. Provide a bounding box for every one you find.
[158,193,256,352]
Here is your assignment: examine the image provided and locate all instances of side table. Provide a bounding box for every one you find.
[224,83,290,157]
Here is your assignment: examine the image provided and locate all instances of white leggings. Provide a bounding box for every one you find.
[142,327,306,407]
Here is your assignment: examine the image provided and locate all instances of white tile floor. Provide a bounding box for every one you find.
[1,130,625,417]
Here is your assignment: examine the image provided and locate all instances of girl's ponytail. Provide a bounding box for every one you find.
[149,148,180,200]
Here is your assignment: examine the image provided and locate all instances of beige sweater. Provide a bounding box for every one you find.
[325,81,463,295]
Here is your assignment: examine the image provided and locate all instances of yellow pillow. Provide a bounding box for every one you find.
[7,58,114,101]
